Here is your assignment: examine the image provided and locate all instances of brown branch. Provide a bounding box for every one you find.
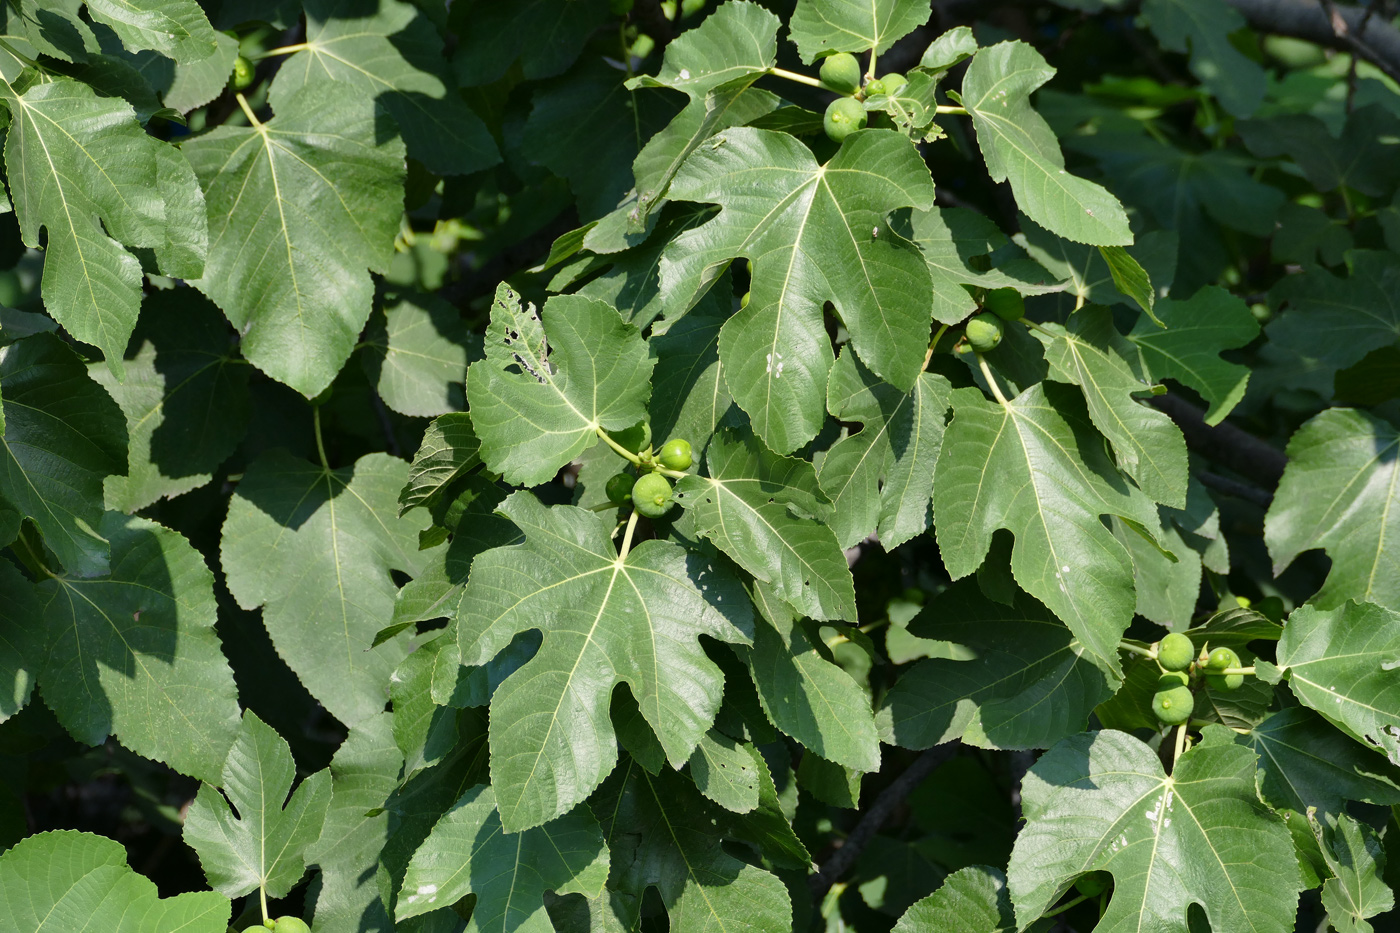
[1147,395,1288,489]
[1224,0,1400,84]
[808,743,959,903]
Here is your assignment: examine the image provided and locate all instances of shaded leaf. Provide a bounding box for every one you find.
[396,785,608,924]
[1041,306,1187,508]
[362,292,477,419]
[0,557,39,723]
[743,581,879,771]
[818,350,952,549]
[92,290,249,513]
[1141,0,1264,117]
[272,0,499,176]
[0,333,126,576]
[221,451,432,726]
[305,714,401,933]
[877,581,1118,751]
[1245,707,1400,817]
[1266,408,1400,612]
[36,512,240,781]
[594,759,793,933]
[1127,285,1259,425]
[1266,252,1400,395]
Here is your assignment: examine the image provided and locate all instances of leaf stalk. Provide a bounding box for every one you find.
[596,425,643,466]
[976,353,1009,406]
[617,509,639,561]
[313,405,330,472]
[767,67,825,89]
[234,93,263,129]
[1118,640,1155,659]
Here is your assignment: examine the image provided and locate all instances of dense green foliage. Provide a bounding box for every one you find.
[1,0,1399,931]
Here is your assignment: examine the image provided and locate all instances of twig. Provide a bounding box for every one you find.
[808,744,959,902]
[1195,469,1273,508]
[1146,395,1287,488]
[1224,0,1400,84]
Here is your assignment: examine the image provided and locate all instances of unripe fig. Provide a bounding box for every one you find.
[819,52,861,95]
[1207,671,1245,691]
[869,72,906,96]
[983,287,1025,322]
[823,97,867,142]
[632,473,673,519]
[272,918,312,933]
[1207,646,1240,671]
[1206,648,1244,690]
[964,312,1004,352]
[1157,632,1195,672]
[1156,671,1190,690]
[658,438,693,471]
[605,473,635,504]
[230,55,255,90]
[1151,684,1194,724]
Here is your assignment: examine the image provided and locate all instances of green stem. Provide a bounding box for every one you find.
[767,66,824,89]
[1022,318,1056,338]
[1043,894,1089,918]
[260,884,269,925]
[923,323,949,371]
[1218,666,1255,676]
[234,92,263,129]
[1119,640,1155,659]
[596,426,643,466]
[934,105,967,114]
[976,353,1009,406]
[1172,723,1187,771]
[255,42,309,58]
[588,501,622,512]
[313,405,330,471]
[617,509,640,561]
[654,466,689,480]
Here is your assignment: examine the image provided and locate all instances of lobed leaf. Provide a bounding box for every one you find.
[663,127,936,453]
[456,492,754,831]
[674,428,857,622]
[1009,728,1303,931]
[183,710,332,899]
[1266,408,1400,613]
[467,284,653,488]
[184,83,405,397]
